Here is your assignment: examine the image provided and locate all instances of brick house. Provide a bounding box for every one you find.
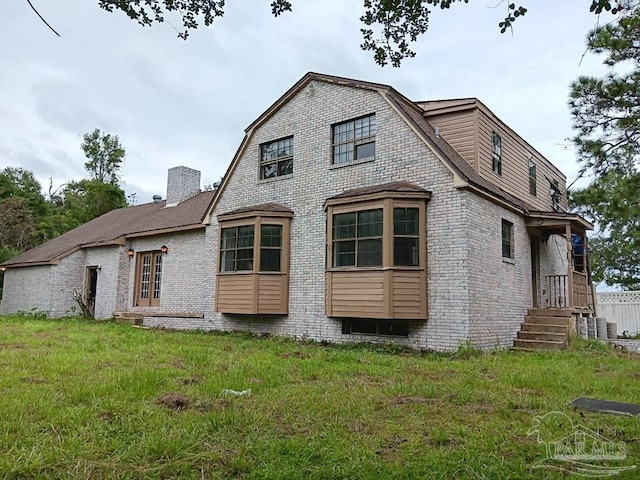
[0,73,594,350]
[0,166,214,322]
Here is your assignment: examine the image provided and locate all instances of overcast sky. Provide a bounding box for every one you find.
[0,1,614,203]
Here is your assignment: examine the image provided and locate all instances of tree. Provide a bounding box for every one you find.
[569,4,640,289]
[80,128,126,184]
[62,179,128,229]
[94,0,627,67]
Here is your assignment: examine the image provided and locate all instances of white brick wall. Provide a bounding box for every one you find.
[125,230,207,321]
[0,265,53,315]
[466,196,531,349]
[84,246,120,319]
[189,79,518,351]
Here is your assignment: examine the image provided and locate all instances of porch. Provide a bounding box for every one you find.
[526,211,595,313]
[515,211,594,350]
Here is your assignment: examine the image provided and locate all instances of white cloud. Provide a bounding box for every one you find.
[0,1,615,202]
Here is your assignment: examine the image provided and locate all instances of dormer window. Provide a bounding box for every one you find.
[332,114,376,165]
[492,132,502,175]
[260,136,293,179]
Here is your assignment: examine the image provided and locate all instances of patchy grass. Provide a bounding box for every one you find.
[0,315,638,479]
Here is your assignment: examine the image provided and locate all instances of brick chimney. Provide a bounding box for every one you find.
[166,166,201,205]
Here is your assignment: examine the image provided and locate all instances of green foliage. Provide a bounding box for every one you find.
[0,316,639,479]
[95,1,637,67]
[62,179,127,230]
[80,128,126,185]
[571,171,640,289]
[570,4,640,289]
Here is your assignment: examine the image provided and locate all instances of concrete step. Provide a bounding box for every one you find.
[513,338,565,350]
[527,308,574,317]
[521,323,569,334]
[523,315,572,326]
[517,331,568,342]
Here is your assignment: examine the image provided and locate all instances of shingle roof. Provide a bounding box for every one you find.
[2,190,215,268]
[219,202,293,217]
[211,72,536,218]
[328,181,430,200]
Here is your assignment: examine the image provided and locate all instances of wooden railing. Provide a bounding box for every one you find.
[572,271,588,308]
[545,271,589,309]
[546,275,568,308]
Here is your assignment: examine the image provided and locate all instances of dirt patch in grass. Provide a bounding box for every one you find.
[172,358,186,369]
[157,392,191,411]
[277,351,310,359]
[0,343,28,350]
[20,377,47,384]
[177,375,204,385]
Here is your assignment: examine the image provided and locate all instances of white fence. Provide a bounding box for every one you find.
[597,291,640,337]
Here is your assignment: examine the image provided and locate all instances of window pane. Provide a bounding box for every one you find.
[333,240,355,267]
[220,250,236,272]
[260,249,281,271]
[153,254,162,299]
[355,141,375,160]
[278,158,293,176]
[261,164,277,179]
[357,239,382,266]
[357,209,383,238]
[261,225,282,247]
[237,225,254,247]
[236,248,254,270]
[502,220,513,258]
[394,237,419,266]
[221,228,237,250]
[140,255,151,299]
[394,208,419,235]
[333,213,356,239]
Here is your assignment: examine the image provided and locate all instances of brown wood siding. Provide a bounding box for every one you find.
[257,274,288,314]
[216,274,256,313]
[477,110,567,211]
[427,111,478,171]
[328,271,385,318]
[392,270,423,319]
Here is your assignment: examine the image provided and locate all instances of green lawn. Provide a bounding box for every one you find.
[0,315,638,479]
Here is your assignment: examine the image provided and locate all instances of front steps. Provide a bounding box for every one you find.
[513,308,573,351]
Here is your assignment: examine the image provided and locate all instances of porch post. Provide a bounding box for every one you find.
[565,224,574,308]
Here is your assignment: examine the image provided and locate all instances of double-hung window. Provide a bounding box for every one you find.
[492,132,502,175]
[260,136,293,179]
[528,158,537,196]
[220,226,255,272]
[502,219,514,260]
[332,114,376,164]
[332,209,383,267]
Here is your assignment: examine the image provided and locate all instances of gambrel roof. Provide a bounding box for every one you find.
[207,72,539,222]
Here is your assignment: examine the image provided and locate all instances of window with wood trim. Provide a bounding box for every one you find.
[332,114,376,164]
[135,251,163,306]
[492,132,502,175]
[325,188,431,320]
[501,219,514,260]
[528,158,537,196]
[220,225,255,272]
[332,209,383,267]
[260,136,293,179]
[216,208,292,315]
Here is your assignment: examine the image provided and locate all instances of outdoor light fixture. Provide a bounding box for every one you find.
[127,248,135,258]
[160,245,169,255]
